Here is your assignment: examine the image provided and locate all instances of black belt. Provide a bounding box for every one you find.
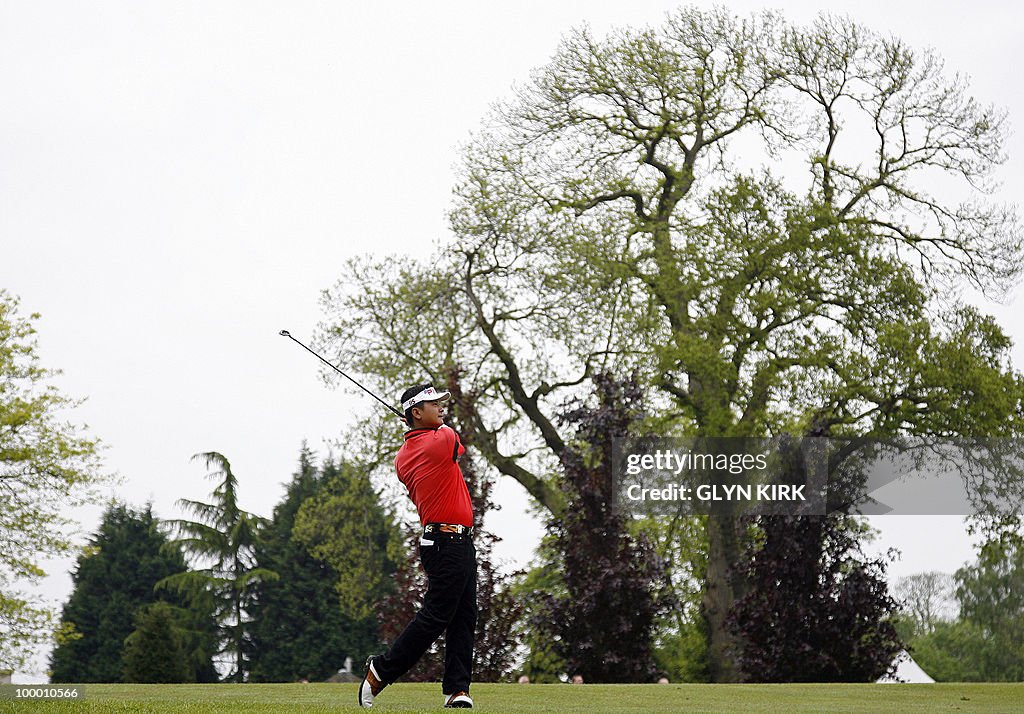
[423,522,474,537]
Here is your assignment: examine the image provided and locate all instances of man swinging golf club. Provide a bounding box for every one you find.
[359,383,476,709]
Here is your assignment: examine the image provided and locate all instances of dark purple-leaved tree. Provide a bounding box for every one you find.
[728,513,903,682]
[532,374,674,683]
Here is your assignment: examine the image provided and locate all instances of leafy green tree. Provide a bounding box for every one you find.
[510,545,567,684]
[49,502,215,682]
[910,620,987,681]
[290,455,400,679]
[159,452,277,682]
[292,458,398,627]
[317,9,1024,680]
[642,514,708,682]
[248,446,378,682]
[907,538,1024,681]
[953,538,1024,680]
[0,291,106,671]
[909,540,1024,680]
[122,602,192,684]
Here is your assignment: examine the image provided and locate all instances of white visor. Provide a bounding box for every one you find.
[402,386,451,411]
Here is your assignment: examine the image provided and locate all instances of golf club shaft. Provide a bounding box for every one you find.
[279,330,405,418]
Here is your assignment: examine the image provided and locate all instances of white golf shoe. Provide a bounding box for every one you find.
[444,691,473,708]
[358,655,386,708]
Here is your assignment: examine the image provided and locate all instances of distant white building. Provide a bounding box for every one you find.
[325,656,359,684]
[876,650,935,683]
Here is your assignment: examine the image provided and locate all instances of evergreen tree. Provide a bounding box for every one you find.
[248,446,376,682]
[159,452,277,682]
[49,502,212,683]
[291,456,397,667]
[122,602,192,683]
[170,588,220,684]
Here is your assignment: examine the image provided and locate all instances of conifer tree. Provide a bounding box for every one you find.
[248,447,377,682]
[159,452,277,682]
[291,456,397,667]
[50,503,215,682]
[122,602,192,683]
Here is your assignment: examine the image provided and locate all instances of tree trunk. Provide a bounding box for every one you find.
[702,515,745,682]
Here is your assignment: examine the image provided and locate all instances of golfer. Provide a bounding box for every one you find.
[359,383,477,709]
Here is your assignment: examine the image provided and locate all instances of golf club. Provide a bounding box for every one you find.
[279,329,405,419]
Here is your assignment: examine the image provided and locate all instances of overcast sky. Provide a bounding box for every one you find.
[2,1,1021,681]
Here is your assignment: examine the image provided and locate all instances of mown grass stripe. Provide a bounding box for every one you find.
[2,682,1021,713]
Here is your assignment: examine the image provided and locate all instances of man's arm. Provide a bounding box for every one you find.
[439,424,465,463]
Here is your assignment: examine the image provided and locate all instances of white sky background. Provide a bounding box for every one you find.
[2,1,1021,681]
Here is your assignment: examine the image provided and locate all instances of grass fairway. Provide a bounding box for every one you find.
[2,682,1022,713]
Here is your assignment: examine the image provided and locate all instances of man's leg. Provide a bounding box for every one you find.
[442,542,477,696]
[375,539,474,684]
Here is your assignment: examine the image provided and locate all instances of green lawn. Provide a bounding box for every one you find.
[2,682,1022,713]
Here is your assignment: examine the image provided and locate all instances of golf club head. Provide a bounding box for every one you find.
[279,329,291,337]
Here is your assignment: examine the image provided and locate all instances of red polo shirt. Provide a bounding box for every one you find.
[395,424,474,527]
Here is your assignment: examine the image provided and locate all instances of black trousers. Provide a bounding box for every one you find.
[377,535,477,694]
